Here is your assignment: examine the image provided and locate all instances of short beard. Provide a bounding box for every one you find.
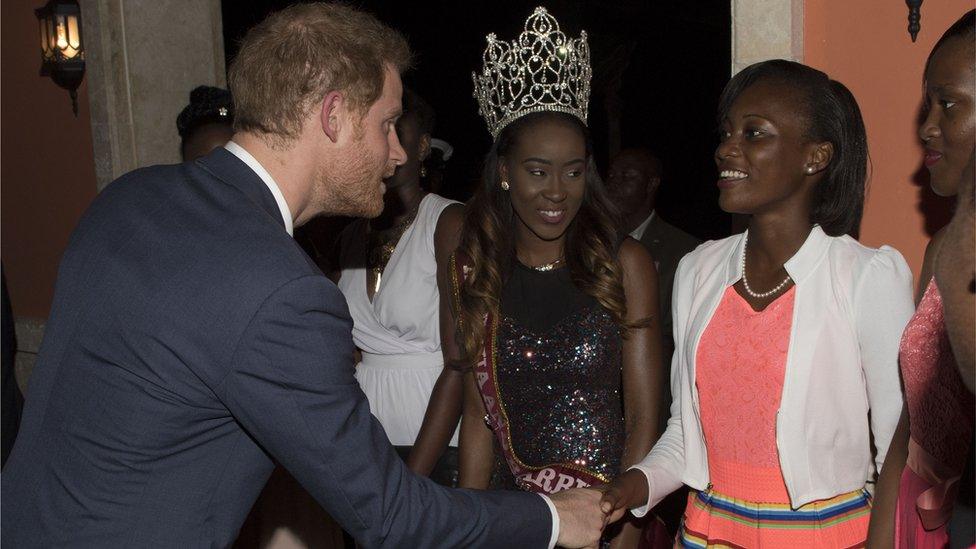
[315,132,384,219]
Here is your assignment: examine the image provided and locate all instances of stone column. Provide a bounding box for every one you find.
[731,0,804,75]
[80,0,225,190]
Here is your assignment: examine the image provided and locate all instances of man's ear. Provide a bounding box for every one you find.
[320,91,343,143]
[805,141,834,176]
[648,176,662,194]
[419,134,432,162]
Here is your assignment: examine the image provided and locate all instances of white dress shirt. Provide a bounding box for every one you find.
[224,141,561,547]
[224,141,293,236]
[632,225,914,514]
[628,210,656,241]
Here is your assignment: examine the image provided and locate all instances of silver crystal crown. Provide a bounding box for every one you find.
[473,7,592,139]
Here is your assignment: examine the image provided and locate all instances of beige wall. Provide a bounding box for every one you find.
[732,0,804,73]
[82,0,226,188]
[804,1,973,282]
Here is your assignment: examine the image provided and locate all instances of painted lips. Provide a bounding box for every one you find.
[924,149,943,167]
[539,209,565,224]
[717,169,748,189]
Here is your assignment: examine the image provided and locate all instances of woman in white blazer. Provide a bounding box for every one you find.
[600,60,915,547]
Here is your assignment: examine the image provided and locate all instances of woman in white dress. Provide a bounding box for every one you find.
[336,88,463,485]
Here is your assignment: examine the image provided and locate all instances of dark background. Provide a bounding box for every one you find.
[222,0,733,240]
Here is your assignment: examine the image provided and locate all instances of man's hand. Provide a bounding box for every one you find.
[598,469,649,523]
[550,488,608,549]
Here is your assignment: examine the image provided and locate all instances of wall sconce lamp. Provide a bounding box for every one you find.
[35,0,85,116]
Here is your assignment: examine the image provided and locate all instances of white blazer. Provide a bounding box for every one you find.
[633,225,914,512]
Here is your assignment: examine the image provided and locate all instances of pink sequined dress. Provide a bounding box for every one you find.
[896,279,974,548]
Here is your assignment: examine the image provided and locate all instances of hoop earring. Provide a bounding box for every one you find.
[501,180,510,191]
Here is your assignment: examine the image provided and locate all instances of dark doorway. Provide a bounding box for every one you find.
[222,1,732,240]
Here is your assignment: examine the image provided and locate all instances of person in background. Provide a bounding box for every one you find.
[601,59,914,548]
[869,10,975,548]
[607,149,700,354]
[424,137,453,195]
[177,85,235,162]
[1,264,21,468]
[336,87,464,486]
[606,147,699,408]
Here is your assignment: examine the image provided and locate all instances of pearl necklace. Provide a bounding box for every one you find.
[741,233,792,299]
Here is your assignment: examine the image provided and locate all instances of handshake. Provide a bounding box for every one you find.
[551,470,649,548]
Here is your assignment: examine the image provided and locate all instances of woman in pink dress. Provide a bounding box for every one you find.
[868,10,976,549]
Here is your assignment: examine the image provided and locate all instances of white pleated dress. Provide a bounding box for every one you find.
[337,194,460,447]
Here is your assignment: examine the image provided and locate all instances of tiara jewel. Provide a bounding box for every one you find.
[473,6,592,139]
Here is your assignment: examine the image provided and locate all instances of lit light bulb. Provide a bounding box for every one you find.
[56,15,67,49]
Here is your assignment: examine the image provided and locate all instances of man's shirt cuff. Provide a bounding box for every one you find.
[539,494,559,549]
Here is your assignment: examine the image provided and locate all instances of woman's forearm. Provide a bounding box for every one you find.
[458,373,493,489]
[407,368,463,475]
[866,407,909,549]
[620,414,655,470]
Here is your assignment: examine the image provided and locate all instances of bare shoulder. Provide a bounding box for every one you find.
[918,226,949,292]
[618,237,657,284]
[925,226,949,262]
[435,203,464,235]
[434,203,465,255]
[922,227,949,274]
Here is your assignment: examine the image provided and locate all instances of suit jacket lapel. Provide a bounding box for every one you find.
[195,147,286,232]
[639,213,663,253]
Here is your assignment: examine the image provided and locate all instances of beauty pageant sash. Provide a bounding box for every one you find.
[451,252,607,494]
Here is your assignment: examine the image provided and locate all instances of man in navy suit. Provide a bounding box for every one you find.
[0,4,609,547]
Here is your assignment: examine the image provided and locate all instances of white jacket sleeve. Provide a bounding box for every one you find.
[853,246,914,480]
[629,255,692,515]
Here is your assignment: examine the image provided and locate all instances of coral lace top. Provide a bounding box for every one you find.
[696,286,795,502]
[685,285,871,548]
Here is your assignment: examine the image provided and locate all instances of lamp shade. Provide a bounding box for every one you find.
[35,0,85,115]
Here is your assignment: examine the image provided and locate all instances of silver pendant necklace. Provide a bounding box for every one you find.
[525,257,564,272]
[741,233,792,299]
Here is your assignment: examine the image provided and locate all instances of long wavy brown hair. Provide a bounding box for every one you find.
[454,112,644,368]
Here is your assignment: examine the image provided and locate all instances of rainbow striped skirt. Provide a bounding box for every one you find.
[677,486,872,548]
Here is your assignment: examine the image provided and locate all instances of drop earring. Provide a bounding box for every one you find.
[501,180,510,191]
[420,165,427,178]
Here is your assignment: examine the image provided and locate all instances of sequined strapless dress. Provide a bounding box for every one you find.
[488,262,625,489]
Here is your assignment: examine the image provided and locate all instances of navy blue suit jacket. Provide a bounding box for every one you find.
[1,148,551,548]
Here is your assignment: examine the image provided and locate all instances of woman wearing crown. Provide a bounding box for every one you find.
[410,7,665,548]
